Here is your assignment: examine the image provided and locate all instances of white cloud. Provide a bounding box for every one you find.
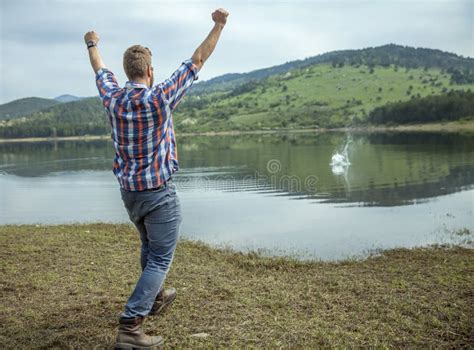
[0,0,472,103]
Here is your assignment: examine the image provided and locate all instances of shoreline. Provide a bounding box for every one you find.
[0,120,472,143]
[1,223,472,348]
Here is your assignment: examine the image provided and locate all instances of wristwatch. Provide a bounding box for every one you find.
[86,40,97,49]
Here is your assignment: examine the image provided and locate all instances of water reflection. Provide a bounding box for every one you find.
[0,132,473,207]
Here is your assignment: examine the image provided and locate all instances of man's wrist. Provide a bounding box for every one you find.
[86,40,97,49]
[213,22,225,30]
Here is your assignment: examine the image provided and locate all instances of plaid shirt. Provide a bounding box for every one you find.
[95,59,199,191]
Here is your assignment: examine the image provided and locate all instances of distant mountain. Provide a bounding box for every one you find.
[54,94,83,103]
[0,97,60,121]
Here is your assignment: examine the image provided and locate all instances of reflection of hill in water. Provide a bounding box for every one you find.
[173,162,473,207]
[0,140,114,177]
[365,131,474,147]
[0,132,473,207]
[310,163,474,206]
[177,132,474,206]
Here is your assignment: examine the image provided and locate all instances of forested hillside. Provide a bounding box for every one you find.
[0,98,108,138]
[368,90,474,124]
[0,97,60,121]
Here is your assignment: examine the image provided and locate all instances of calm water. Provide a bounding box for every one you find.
[1,132,473,260]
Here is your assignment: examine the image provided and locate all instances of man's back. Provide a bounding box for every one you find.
[84,8,228,348]
[95,59,199,191]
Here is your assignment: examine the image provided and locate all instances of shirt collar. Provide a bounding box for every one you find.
[125,81,148,89]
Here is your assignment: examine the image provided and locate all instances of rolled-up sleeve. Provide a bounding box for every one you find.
[96,68,120,101]
[157,58,200,110]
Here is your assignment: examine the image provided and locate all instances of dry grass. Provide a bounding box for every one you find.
[1,223,473,348]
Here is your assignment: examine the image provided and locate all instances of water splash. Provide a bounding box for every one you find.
[330,135,352,175]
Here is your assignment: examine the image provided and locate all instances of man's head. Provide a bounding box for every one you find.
[123,45,154,87]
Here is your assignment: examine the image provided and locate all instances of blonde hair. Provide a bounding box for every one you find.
[123,45,152,80]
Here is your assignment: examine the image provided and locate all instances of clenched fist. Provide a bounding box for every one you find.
[212,8,229,26]
[84,31,100,45]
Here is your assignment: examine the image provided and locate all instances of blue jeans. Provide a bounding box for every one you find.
[119,180,182,318]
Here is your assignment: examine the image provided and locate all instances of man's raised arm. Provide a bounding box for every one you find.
[84,31,120,101]
[84,31,106,74]
[191,8,229,70]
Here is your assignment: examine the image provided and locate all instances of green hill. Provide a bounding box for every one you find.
[0,97,109,138]
[0,44,473,138]
[189,43,474,95]
[174,63,473,132]
[0,97,60,121]
[0,98,107,138]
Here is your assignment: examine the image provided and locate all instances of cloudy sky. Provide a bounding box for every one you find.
[0,0,472,104]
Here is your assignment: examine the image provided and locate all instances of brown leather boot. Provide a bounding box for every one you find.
[115,316,163,349]
[149,287,177,316]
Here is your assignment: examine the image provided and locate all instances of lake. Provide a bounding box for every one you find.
[1,131,472,260]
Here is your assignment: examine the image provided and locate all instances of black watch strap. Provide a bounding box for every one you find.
[87,40,97,49]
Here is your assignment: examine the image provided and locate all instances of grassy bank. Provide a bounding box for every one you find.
[1,224,473,348]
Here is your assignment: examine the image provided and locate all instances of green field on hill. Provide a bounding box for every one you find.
[175,63,474,132]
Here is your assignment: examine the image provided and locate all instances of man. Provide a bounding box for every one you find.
[84,8,229,349]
